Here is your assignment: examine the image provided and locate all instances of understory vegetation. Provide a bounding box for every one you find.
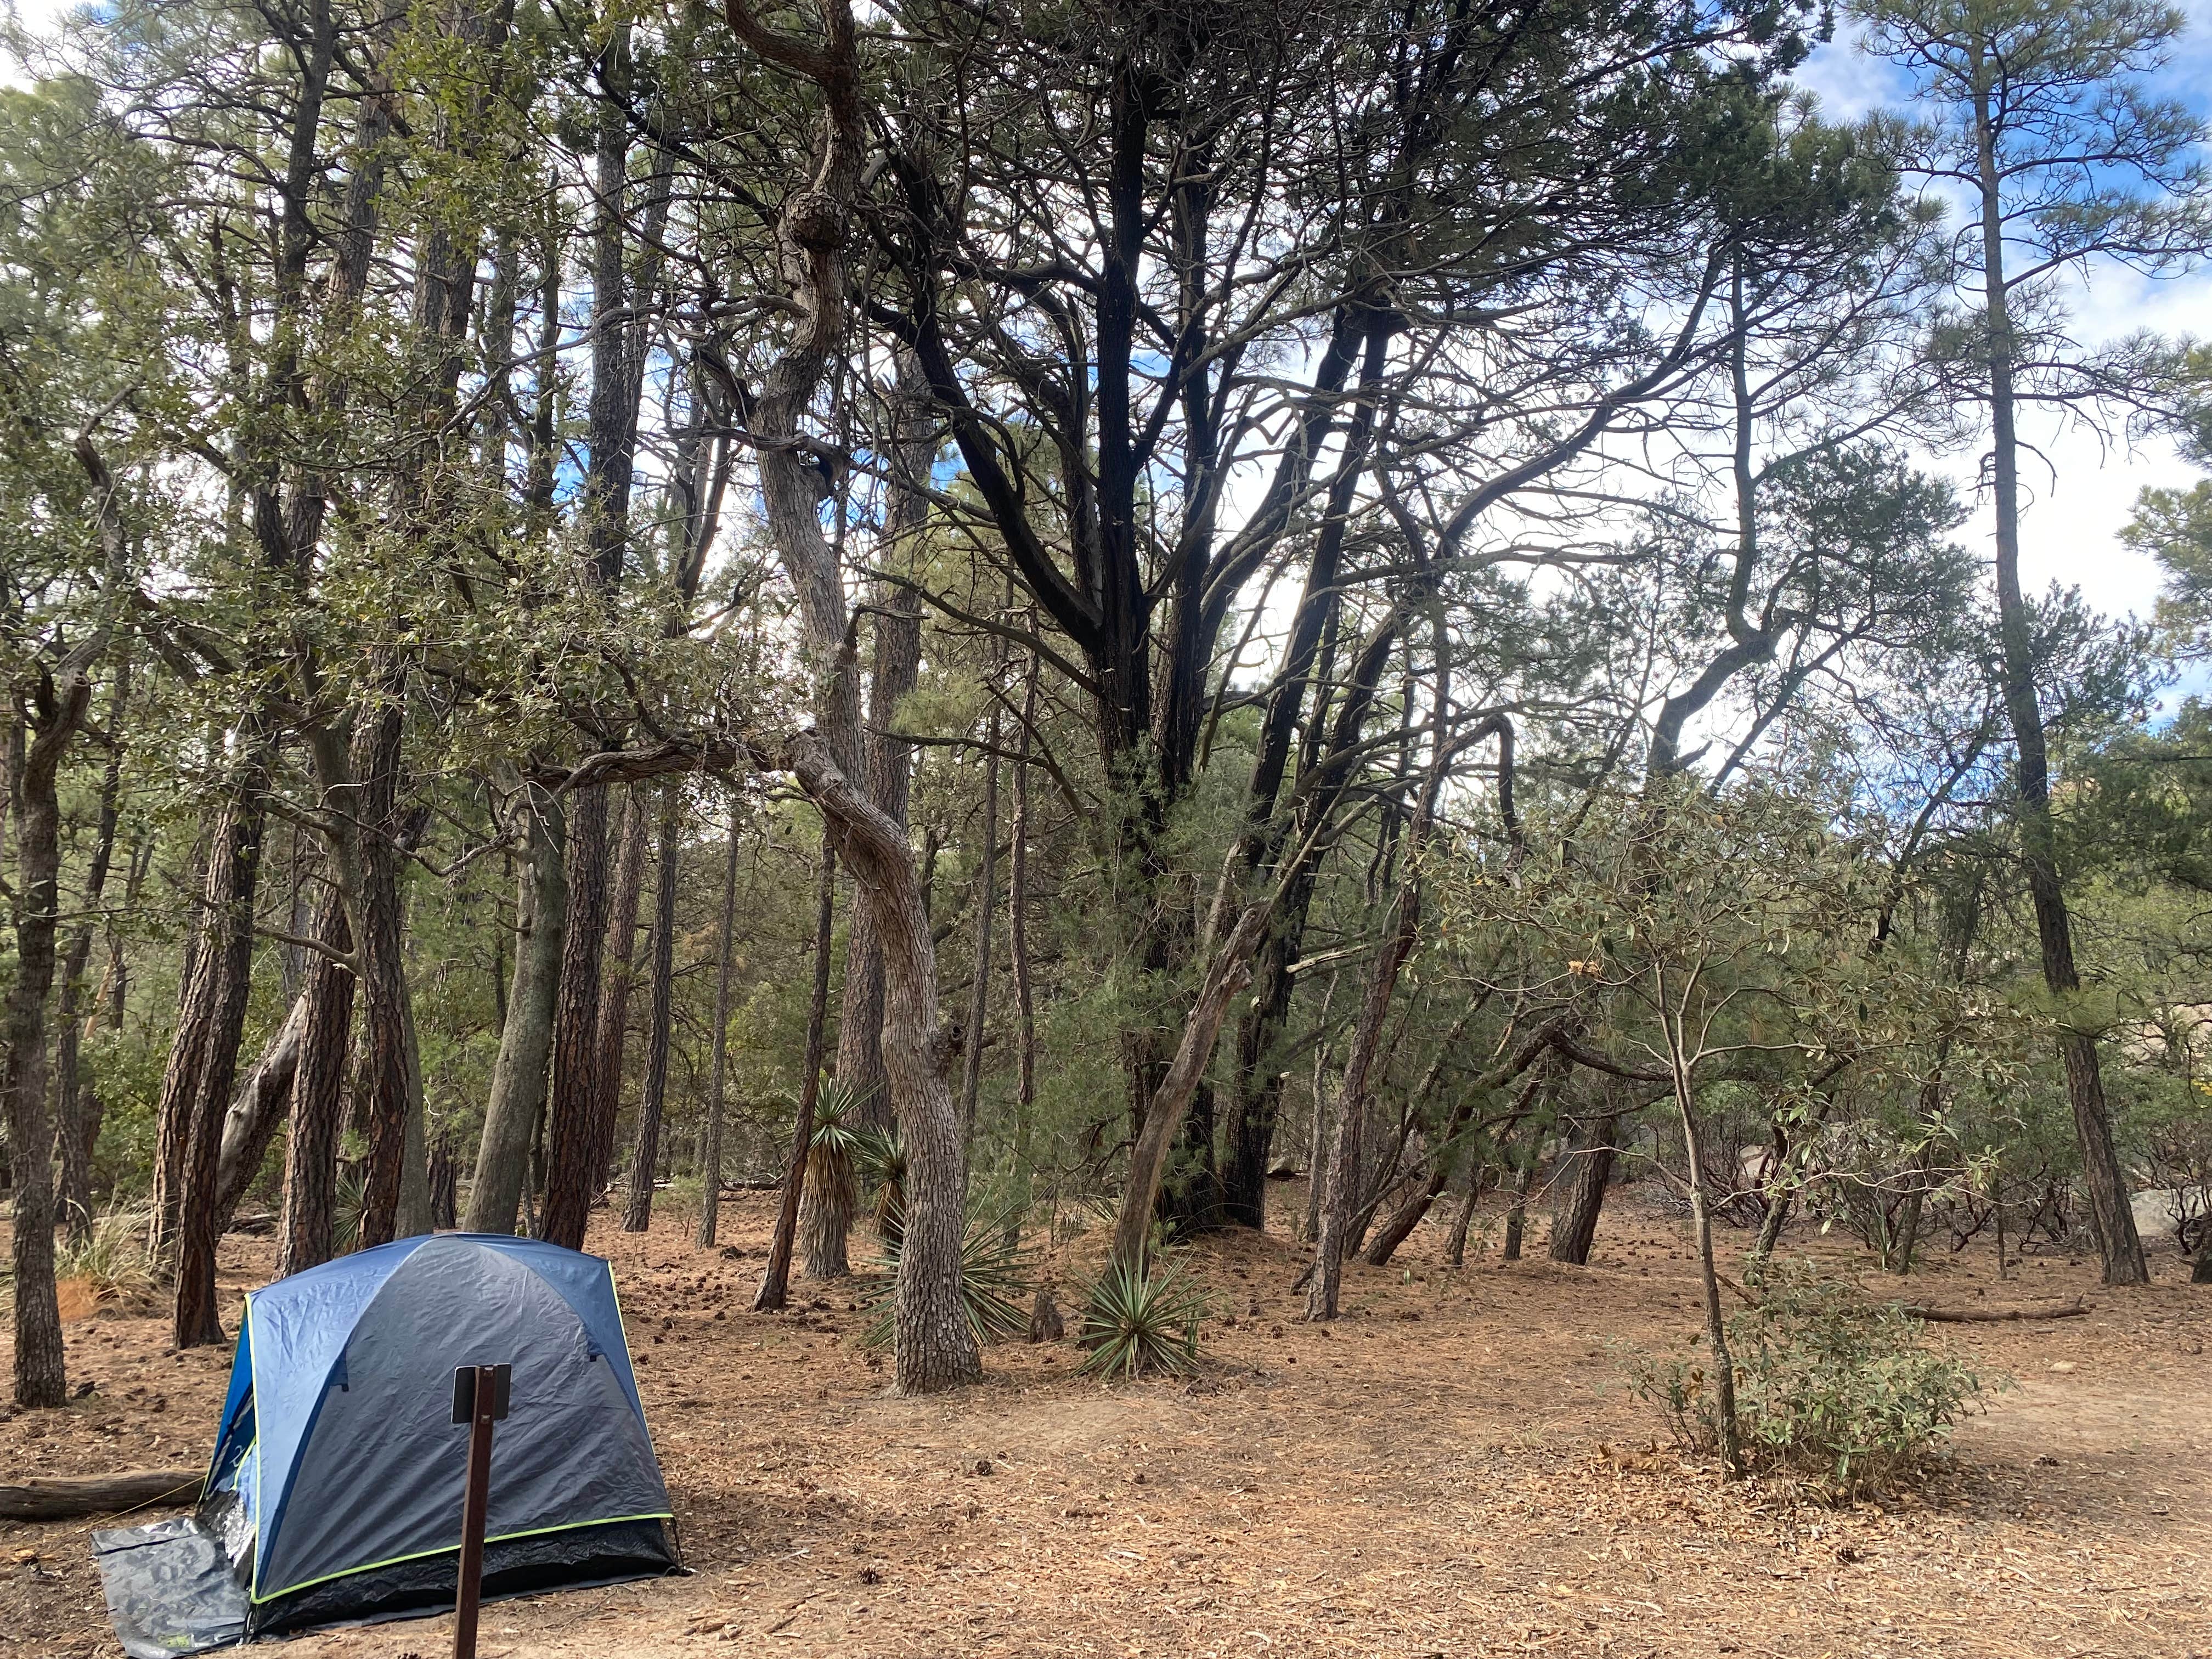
[0,0,2207,1505]
[1623,1259,1997,1497]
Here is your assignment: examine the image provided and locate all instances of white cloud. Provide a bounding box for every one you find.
[1787,17,2212,654]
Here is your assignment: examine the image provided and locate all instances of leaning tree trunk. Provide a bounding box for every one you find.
[1110,901,1269,1271]
[1548,1109,1623,1266]
[621,784,681,1231]
[465,781,564,1236]
[775,732,977,1392]
[1308,871,1425,1321]
[1443,1169,1483,1266]
[696,807,743,1250]
[211,992,306,1232]
[167,782,268,1350]
[278,886,354,1275]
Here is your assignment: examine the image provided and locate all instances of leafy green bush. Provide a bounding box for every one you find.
[1622,1259,1997,1496]
[1078,1252,1207,1380]
[860,1200,1035,1351]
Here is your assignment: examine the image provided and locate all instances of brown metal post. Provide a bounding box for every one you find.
[453,1365,498,1659]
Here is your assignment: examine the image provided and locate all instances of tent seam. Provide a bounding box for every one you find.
[248,1511,676,1604]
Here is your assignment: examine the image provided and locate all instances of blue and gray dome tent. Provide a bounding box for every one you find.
[93,1234,678,1657]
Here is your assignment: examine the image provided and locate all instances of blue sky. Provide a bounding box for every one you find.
[1793,6,2212,700]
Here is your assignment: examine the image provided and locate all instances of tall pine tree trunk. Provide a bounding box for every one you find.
[348,689,427,1248]
[541,783,610,1249]
[958,707,1000,1150]
[279,884,354,1274]
[588,788,651,1195]
[540,32,658,1250]
[166,781,267,1348]
[791,833,850,1284]
[7,658,98,1404]
[465,781,565,1235]
[52,653,126,1239]
[1971,67,2145,1287]
[1003,650,1039,1239]
[695,806,742,1249]
[622,784,681,1231]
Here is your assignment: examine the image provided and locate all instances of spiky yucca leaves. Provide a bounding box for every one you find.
[861,1199,1035,1351]
[800,1079,865,1277]
[808,1079,867,1159]
[852,1124,908,1249]
[332,1163,369,1256]
[1078,1252,1207,1379]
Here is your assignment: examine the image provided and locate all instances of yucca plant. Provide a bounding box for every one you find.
[332,1161,370,1256]
[1078,1251,1208,1380]
[800,1080,865,1276]
[808,1079,866,1154]
[854,1125,908,1248]
[860,1199,1035,1351]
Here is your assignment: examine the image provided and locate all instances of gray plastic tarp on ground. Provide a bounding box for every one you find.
[92,1516,249,1659]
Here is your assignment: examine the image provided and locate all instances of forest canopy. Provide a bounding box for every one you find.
[1,0,2209,1409]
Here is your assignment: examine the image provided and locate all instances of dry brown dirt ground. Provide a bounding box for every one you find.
[3,1185,2207,1659]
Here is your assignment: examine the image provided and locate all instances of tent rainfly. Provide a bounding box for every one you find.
[92,1234,678,1657]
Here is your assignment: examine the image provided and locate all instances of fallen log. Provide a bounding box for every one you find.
[0,1468,204,1522]
[1903,1299,2090,1323]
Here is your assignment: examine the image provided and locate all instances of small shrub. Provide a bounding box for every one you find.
[860,1200,1036,1351]
[1622,1258,1997,1496]
[1077,1252,1207,1380]
[658,1173,705,1231]
[62,1203,162,1306]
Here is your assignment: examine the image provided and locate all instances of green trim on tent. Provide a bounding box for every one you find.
[249,1510,676,1605]
[608,1267,656,1441]
[247,1292,265,1596]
